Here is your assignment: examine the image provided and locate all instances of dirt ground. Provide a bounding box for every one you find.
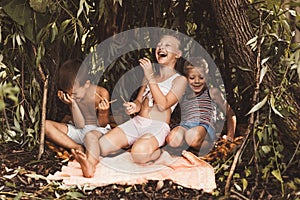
[0,142,217,199]
[1,136,298,200]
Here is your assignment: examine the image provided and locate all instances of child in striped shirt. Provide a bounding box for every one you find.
[166,57,236,156]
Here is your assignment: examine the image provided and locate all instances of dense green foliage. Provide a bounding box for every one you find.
[0,0,299,198]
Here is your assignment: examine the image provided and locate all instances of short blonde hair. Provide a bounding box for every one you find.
[184,57,209,76]
[161,34,181,50]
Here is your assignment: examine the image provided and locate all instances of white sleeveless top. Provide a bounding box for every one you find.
[142,73,181,112]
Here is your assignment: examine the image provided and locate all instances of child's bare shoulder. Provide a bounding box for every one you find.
[209,87,220,94]
[209,87,225,102]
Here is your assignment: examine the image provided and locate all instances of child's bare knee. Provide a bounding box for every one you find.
[131,145,151,164]
[185,127,206,147]
[166,135,182,147]
[166,129,184,147]
[84,131,101,143]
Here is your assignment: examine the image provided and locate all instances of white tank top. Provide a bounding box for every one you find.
[142,73,181,112]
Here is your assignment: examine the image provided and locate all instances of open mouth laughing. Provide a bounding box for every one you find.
[158,51,167,58]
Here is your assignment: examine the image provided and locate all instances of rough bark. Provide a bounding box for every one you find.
[210,0,256,117]
[210,0,300,133]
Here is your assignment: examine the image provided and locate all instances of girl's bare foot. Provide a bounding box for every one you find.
[71,149,95,178]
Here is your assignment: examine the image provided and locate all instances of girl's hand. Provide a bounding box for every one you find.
[123,101,137,115]
[97,96,110,111]
[139,57,154,80]
[57,90,74,105]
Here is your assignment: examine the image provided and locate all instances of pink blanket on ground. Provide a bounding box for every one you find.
[47,150,216,193]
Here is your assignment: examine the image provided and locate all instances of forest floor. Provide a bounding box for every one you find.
[0,136,299,200]
[0,142,216,199]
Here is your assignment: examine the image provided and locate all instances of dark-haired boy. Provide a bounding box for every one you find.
[45,59,111,152]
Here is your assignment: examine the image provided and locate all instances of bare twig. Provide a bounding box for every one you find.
[250,10,263,198]
[120,96,127,103]
[94,92,117,104]
[21,56,26,141]
[32,44,48,159]
[38,75,48,160]
[3,108,10,129]
[282,139,300,174]
[224,131,250,196]
[231,189,250,200]
[225,10,264,197]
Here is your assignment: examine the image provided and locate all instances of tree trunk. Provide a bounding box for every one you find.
[210,0,256,119]
[210,0,300,134]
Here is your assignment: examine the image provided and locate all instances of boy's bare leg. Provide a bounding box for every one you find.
[45,120,84,152]
[98,127,129,156]
[71,149,94,177]
[72,130,103,178]
[72,128,129,178]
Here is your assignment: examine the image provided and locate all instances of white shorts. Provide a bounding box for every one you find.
[67,124,111,145]
[118,115,170,147]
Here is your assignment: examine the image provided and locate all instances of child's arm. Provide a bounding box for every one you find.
[95,87,110,126]
[210,87,236,141]
[58,91,85,128]
[123,84,146,115]
[71,100,86,128]
[139,57,187,111]
[149,76,187,111]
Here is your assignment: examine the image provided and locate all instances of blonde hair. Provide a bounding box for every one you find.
[161,34,181,50]
[184,57,209,76]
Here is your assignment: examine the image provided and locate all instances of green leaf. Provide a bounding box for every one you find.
[113,0,123,6]
[233,173,240,178]
[244,168,251,177]
[14,116,21,130]
[125,186,132,193]
[3,0,32,26]
[246,95,268,115]
[25,173,47,180]
[261,145,271,154]
[5,181,16,188]
[20,105,25,121]
[98,0,105,21]
[269,94,284,117]
[65,191,86,199]
[3,173,18,179]
[29,0,47,13]
[257,130,263,142]
[234,183,242,191]
[16,105,20,121]
[261,57,269,65]
[77,0,85,18]
[271,169,283,183]
[259,66,267,84]
[50,22,58,43]
[0,101,5,111]
[246,35,258,46]
[297,63,300,82]
[59,19,72,36]
[236,65,253,72]
[287,181,297,190]
[24,19,35,43]
[242,178,248,191]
